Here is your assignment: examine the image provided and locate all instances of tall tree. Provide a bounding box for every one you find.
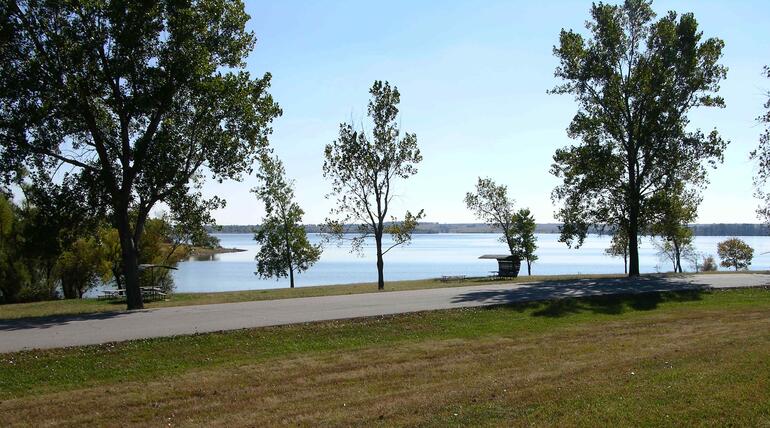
[253,153,321,288]
[549,0,727,277]
[512,208,538,275]
[0,1,281,309]
[750,66,770,221]
[323,81,424,290]
[605,229,629,274]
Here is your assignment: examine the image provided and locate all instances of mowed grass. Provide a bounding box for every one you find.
[2,288,770,426]
[0,273,628,320]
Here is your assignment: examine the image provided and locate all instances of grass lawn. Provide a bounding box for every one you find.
[2,287,769,426]
[0,273,629,320]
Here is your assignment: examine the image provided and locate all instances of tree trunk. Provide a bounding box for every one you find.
[527,260,532,276]
[623,253,628,275]
[375,232,385,290]
[626,139,640,277]
[628,223,640,277]
[284,221,294,288]
[116,212,143,310]
[61,280,77,299]
[673,240,682,273]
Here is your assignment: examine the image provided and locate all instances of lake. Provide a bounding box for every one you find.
[171,233,770,293]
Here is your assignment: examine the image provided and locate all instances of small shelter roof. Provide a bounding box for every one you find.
[478,254,514,260]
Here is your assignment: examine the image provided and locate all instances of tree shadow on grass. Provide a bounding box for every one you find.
[451,275,708,318]
[502,290,704,318]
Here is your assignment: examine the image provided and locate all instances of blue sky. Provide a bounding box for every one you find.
[200,0,770,225]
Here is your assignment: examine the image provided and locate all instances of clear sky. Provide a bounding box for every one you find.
[199,0,770,225]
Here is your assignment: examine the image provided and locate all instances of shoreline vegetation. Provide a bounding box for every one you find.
[188,246,246,257]
[2,287,769,425]
[209,223,770,236]
[0,271,765,322]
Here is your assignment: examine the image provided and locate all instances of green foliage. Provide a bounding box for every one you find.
[549,0,727,276]
[605,229,629,274]
[323,81,424,290]
[0,0,281,309]
[464,178,537,272]
[649,181,699,273]
[717,238,754,271]
[465,178,518,255]
[512,208,538,275]
[0,194,29,303]
[253,153,321,288]
[750,66,770,222]
[56,236,112,299]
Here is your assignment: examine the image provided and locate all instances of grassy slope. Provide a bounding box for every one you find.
[2,288,769,426]
[0,273,627,320]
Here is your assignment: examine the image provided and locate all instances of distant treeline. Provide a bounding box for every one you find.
[208,223,769,236]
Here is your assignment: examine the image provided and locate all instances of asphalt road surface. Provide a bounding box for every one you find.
[1,273,768,353]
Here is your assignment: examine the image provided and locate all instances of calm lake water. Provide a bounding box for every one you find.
[171,233,770,293]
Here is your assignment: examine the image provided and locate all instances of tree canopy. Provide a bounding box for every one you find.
[549,0,727,276]
[0,0,281,308]
[717,238,753,271]
[512,208,538,276]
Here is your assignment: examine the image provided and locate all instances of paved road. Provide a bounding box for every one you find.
[1,273,768,353]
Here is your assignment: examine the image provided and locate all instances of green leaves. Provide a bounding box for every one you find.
[550,0,727,274]
[253,153,321,286]
[323,81,423,289]
[464,178,538,269]
[0,0,280,307]
[717,238,754,271]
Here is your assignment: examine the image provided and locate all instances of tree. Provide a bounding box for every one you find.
[649,184,699,273]
[253,153,321,288]
[750,66,770,222]
[605,229,629,274]
[465,178,519,256]
[0,1,281,309]
[549,0,727,277]
[0,194,29,303]
[56,235,112,299]
[323,81,424,290]
[512,208,538,275]
[717,238,754,271]
[653,237,695,273]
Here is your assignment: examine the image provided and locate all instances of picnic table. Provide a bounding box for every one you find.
[440,275,467,283]
[140,286,167,301]
[98,289,125,300]
[98,287,167,301]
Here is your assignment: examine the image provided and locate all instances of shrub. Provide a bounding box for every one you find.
[702,255,718,272]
